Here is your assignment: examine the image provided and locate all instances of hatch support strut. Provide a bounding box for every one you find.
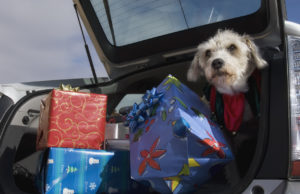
[74,4,99,84]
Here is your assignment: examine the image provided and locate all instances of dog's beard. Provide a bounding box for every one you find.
[208,70,241,95]
[211,71,232,80]
[209,70,234,85]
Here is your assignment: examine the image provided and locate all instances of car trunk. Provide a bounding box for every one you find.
[0,54,276,194]
[0,0,288,193]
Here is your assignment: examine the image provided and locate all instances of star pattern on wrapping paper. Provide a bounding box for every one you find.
[164,158,201,192]
[163,75,183,92]
[165,176,181,192]
[133,128,143,142]
[145,118,155,133]
[190,107,207,120]
[164,164,187,192]
[198,130,226,159]
[138,137,166,176]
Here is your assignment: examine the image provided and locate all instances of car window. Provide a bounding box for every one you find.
[90,0,261,46]
[115,94,143,113]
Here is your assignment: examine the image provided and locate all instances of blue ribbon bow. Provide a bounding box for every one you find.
[126,88,164,132]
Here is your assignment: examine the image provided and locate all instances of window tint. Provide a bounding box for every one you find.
[90,0,261,46]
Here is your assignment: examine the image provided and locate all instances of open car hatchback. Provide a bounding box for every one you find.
[1,0,300,193]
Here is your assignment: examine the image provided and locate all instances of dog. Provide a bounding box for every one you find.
[187,29,268,177]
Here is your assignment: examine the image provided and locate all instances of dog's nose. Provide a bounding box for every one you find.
[212,58,224,70]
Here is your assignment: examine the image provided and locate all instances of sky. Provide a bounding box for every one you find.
[0,0,107,84]
[0,0,299,84]
[286,0,300,23]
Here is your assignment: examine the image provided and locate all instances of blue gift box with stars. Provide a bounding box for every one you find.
[127,75,234,193]
[42,148,149,194]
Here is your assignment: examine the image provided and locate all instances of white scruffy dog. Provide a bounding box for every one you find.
[187,29,267,95]
[187,30,268,181]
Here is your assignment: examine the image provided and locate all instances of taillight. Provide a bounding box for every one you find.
[288,35,300,178]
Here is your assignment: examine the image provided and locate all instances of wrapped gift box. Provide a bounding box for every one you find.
[127,75,233,193]
[41,148,150,194]
[36,88,107,150]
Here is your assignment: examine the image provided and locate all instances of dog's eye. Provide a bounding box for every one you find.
[205,50,211,57]
[227,44,237,52]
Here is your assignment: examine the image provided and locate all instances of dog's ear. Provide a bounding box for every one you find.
[244,36,267,69]
[187,51,203,82]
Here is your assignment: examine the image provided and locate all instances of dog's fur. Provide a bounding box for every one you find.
[187,29,267,95]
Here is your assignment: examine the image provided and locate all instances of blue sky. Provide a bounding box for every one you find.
[0,0,107,84]
[0,0,299,84]
[286,0,300,23]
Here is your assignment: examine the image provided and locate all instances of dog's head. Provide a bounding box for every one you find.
[187,30,267,95]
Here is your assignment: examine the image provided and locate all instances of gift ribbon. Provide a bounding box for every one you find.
[126,88,164,132]
[59,84,80,92]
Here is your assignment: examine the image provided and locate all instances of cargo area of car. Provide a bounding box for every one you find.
[0,52,275,194]
[0,0,292,193]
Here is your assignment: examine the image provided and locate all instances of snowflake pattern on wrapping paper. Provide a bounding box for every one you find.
[198,130,226,158]
[138,137,166,176]
[45,184,50,192]
[89,182,97,191]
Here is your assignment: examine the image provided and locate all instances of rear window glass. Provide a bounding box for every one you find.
[90,0,261,46]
